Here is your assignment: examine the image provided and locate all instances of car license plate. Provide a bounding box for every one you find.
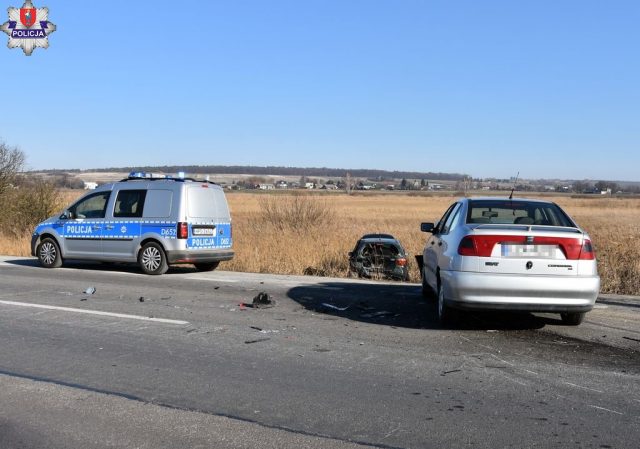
[193,227,216,236]
[501,244,556,258]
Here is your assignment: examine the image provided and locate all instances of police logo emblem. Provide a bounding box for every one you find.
[1,1,56,55]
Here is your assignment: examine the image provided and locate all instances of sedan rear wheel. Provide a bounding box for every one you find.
[437,280,456,325]
[138,242,168,275]
[560,312,585,326]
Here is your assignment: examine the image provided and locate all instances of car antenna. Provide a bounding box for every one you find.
[508,171,519,200]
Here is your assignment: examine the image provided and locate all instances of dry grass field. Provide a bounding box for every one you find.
[2,190,639,295]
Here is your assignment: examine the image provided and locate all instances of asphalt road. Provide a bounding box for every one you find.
[0,256,638,449]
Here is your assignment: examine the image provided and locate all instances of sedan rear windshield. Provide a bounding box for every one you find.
[466,200,575,227]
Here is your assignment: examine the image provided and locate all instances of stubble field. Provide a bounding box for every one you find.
[3,191,639,295]
[225,192,639,295]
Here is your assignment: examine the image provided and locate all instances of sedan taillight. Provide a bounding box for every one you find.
[579,239,595,260]
[458,236,477,256]
[395,257,407,267]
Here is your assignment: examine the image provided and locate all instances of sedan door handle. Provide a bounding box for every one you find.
[105,225,114,230]
[93,226,102,230]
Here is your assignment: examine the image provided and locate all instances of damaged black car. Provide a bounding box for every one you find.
[348,234,409,281]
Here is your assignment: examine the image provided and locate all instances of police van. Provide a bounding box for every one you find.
[31,172,234,275]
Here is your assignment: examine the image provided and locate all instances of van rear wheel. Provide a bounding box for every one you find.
[194,262,219,272]
[138,242,168,275]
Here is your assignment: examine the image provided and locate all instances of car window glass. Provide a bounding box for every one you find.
[71,192,110,219]
[467,200,573,226]
[143,190,173,218]
[114,190,146,218]
[441,203,462,234]
[435,204,456,233]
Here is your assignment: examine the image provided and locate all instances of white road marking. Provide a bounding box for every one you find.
[564,382,603,393]
[588,405,624,415]
[186,276,238,283]
[0,300,189,325]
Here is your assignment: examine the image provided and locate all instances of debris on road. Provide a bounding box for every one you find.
[241,292,276,309]
[622,336,640,343]
[245,337,271,344]
[360,311,395,319]
[321,303,350,311]
[250,326,280,334]
[138,296,145,302]
[441,369,462,376]
[83,287,96,295]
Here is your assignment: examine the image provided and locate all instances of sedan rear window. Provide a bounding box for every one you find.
[467,200,574,227]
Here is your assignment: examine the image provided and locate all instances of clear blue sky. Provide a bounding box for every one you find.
[1,1,638,180]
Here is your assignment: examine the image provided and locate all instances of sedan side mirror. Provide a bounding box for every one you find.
[420,222,435,233]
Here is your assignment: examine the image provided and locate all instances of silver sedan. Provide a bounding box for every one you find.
[420,197,600,325]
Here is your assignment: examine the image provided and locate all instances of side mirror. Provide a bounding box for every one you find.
[348,251,353,258]
[60,210,73,220]
[420,222,435,233]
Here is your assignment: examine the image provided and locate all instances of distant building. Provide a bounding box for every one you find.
[275,181,288,189]
[304,182,315,189]
[258,184,275,190]
[83,181,98,190]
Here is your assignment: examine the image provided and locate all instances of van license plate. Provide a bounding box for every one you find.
[193,227,216,236]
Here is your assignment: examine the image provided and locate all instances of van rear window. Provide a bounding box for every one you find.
[188,187,219,218]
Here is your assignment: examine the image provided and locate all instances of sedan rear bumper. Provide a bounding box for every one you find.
[441,270,600,313]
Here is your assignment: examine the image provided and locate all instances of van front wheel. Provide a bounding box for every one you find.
[138,242,168,275]
[38,238,62,268]
[194,262,219,272]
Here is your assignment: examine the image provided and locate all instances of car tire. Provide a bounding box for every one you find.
[138,242,168,275]
[560,312,585,326]
[194,262,219,272]
[421,268,435,300]
[437,280,456,325]
[37,238,63,269]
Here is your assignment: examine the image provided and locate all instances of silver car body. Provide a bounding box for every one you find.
[31,173,233,270]
[421,197,599,318]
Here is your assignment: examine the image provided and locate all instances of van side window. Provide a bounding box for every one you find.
[71,192,111,219]
[114,190,146,218]
[142,190,173,218]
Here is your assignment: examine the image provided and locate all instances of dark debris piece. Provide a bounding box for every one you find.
[242,292,276,309]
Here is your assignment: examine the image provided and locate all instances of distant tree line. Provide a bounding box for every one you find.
[36,165,468,182]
